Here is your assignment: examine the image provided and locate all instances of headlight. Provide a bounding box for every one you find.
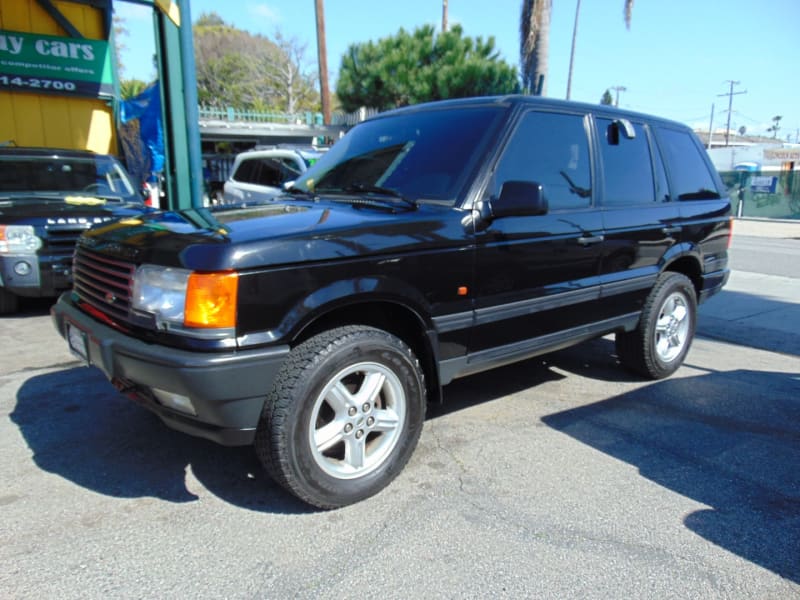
[0,225,43,254]
[132,265,191,325]
[132,265,238,329]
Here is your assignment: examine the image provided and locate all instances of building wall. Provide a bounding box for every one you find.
[0,0,115,153]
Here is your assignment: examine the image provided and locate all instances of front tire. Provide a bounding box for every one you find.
[616,272,697,379]
[255,326,426,509]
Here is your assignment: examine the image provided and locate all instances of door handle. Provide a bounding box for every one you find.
[662,225,682,235]
[577,234,604,246]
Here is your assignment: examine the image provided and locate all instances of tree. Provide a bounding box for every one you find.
[522,0,634,98]
[336,25,519,112]
[600,89,613,105]
[119,78,148,100]
[520,0,551,95]
[192,12,319,113]
[767,115,782,139]
[265,32,319,114]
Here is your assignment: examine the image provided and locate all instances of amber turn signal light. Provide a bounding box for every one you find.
[184,271,238,328]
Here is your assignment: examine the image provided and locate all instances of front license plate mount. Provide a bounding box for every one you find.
[67,322,89,365]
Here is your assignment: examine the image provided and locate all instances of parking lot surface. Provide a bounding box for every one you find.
[1,222,799,598]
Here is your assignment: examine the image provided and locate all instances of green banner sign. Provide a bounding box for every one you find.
[0,29,113,98]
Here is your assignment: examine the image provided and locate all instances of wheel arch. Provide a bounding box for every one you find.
[661,243,703,298]
[292,298,443,405]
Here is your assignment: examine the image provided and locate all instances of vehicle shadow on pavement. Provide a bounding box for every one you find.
[10,337,635,514]
[541,366,800,583]
[11,366,314,514]
[1,298,54,318]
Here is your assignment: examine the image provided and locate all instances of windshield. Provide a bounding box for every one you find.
[0,153,139,201]
[294,105,506,205]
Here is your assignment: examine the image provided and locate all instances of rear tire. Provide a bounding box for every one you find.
[0,288,19,315]
[616,272,697,379]
[254,325,426,509]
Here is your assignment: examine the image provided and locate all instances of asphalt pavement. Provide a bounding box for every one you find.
[0,216,798,599]
[698,218,800,356]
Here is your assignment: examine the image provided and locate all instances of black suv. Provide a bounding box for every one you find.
[52,96,731,508]
[0,147,147,314]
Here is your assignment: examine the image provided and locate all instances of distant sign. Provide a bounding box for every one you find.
[763,148,800,161]
[0,29,113,98]
[750,176,778,194]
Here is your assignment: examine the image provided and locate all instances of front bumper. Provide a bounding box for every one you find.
[0,254,72,297]
[51,293,291,446]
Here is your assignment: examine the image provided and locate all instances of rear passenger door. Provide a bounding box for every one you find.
[593,116,680,318]
[469,109,605,363]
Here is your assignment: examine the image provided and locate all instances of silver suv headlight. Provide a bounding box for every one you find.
[0,225,43,254]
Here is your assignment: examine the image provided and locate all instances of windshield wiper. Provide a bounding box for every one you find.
[283,186,318,199]
[341,183,416,208]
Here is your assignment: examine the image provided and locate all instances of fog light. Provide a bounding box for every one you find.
[151,388,196,415]
[14,261,32,276]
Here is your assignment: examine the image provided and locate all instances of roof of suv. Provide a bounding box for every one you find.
[372,94,686,130]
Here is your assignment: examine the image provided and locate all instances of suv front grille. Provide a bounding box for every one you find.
[42,224,92,257]
[73,247,136,322]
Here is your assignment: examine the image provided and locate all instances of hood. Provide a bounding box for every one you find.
[79,199,468,271]
[0,196,148,223]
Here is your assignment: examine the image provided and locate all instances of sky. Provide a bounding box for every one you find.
[115,0,800,140]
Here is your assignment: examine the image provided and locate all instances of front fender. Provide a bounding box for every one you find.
[236,273,434,348]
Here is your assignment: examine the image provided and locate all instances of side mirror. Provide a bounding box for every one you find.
[471,181,547,232]
[492,180,548,218]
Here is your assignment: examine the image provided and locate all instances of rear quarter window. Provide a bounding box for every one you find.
[656,127,721,200]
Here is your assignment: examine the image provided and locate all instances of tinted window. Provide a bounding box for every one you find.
[491,111,592,210]
[657,127,721,200]
[596,118,655,205]
[255,159,282,187]
[295,106,506,204]
[233,159,257,183]
[279,158,303,179]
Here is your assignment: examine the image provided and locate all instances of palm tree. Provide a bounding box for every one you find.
[314,0,331,125]
[521,0,635,99]
[520,0,552,95]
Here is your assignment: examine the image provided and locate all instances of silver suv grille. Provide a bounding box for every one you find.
[73,247,136,322]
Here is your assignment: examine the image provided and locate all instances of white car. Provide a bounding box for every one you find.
[222,148,322,204]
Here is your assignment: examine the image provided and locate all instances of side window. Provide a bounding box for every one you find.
[657,127,721,200]
[596,118,655,205]
[491,111,592,210]
[279,157,303,179]
[255,159,282,187]
[233,159,257,183]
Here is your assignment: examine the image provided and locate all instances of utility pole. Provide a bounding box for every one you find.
[442,0,448,32]
[707,103,715,149]
[717,80,746,147]
[611,85,626,107]
[314,0,331,126]
[565,0,581,100]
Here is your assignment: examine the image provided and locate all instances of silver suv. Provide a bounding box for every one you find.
[222,148,322,204]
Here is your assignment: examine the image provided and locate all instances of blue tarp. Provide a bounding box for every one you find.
[120,82,164,184]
